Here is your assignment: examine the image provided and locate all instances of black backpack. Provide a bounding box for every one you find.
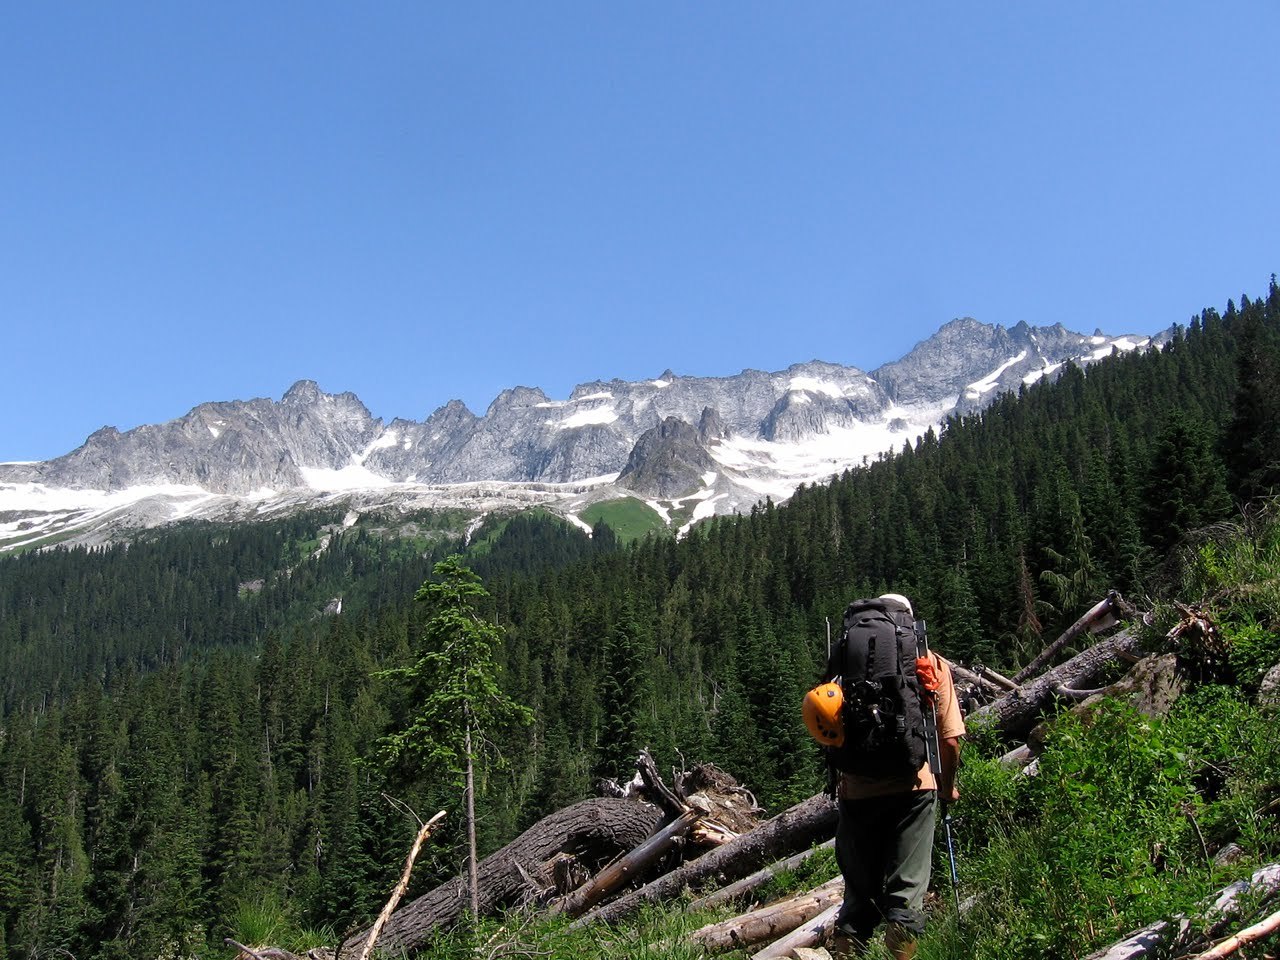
[826,597,930,778]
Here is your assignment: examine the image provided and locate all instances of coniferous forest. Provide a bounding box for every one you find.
[1,281,1279,959]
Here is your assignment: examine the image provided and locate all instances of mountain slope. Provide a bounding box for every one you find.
[0,319,1162,552]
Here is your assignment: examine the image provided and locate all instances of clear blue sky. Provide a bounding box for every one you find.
[3,3,1277,462]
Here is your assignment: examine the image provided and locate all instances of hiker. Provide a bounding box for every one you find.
[810,593,966,960]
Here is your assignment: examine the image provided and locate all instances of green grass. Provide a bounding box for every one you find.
[0,529,79,554]
[226,895,336,956]
[580,498,669,542]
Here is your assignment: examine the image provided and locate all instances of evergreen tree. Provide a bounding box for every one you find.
[937,562,990,665]
[375,556,533,923]
[1141,412,1233,557]
[1223,294,1280,501]
[595,597,645,782]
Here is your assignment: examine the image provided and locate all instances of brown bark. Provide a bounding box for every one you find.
[690,875,843,953]
[340,796,664,956]
[551,809,700,918]
[569,792,838,929]
[970,627,1146,743]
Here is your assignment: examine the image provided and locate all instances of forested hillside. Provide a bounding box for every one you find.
[0,281,1277,959]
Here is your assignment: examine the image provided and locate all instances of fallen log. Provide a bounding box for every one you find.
[570,792,839,929]
[1013,591,1132,684]
[977,664,1020,691]
[950,662,1005,699]
[691,839,836,912]
[751,901,841,960]
[1190,905,1280,959]
[339,796,664,956]
[970,627,1146,743]
[551,808,700,918]
[1083,862,1280,960]
[691,875,843,954]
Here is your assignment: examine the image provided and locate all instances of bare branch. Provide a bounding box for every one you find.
[357,810,447,960]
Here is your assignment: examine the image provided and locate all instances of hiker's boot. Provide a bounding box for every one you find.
[827,923,868,959]
[884,923,917,960]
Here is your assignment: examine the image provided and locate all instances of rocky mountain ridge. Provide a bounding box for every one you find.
[0,318,1165,551]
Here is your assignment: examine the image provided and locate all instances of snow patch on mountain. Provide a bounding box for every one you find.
[0,481,222,552]
[1024,361,1064,386]
[966,351,1029,400]
[300,462,395,492]
[646,500,672,523]
[0,318,1170,552]
[556,406,620,429]
[787,376,847,399]
[365,431,400,455]
[1084,336,1148,361]
[565,513,594,535]
[679,493,728,538]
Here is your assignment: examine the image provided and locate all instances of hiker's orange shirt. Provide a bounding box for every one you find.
[838,653,966,800]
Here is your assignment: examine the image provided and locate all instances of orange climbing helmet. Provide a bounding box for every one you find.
[802,682,845,747]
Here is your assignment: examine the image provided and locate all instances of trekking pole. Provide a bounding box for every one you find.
[942,800,962,925]
[916,618,962,926]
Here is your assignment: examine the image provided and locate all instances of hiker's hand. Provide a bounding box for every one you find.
[939,736,962,805]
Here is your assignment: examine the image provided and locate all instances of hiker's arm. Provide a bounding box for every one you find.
[938,736,961,803]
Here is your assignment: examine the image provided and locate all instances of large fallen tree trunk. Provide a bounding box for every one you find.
[570,792,838,929]
[340,796,664,956]
[690,875,843,954]
[551,808,701,918]
[970,626,1146,744]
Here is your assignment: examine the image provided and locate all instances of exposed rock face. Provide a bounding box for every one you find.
[0,318,1169,550]
[18,382,380,495]
[1257,662,1280,709]
[3,322,1160,495]
[873,318,1138,414]
[698,407,731,442]
[617,417,719,499]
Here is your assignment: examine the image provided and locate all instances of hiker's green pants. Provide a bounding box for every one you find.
[834,789,936,940]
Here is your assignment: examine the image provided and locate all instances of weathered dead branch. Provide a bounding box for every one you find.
[949,662,1006,699]
[551,809,700,918]
[977,664,1020,691]
[690,875,843,954]
[339,795,664,956]
[1189,905,1280,958]
[357,809,446,960]
[1013,591,1133,684]
[750,901,842,960]
[970,626,1146,743]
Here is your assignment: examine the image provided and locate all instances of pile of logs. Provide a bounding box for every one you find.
[237,591,1277,960]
